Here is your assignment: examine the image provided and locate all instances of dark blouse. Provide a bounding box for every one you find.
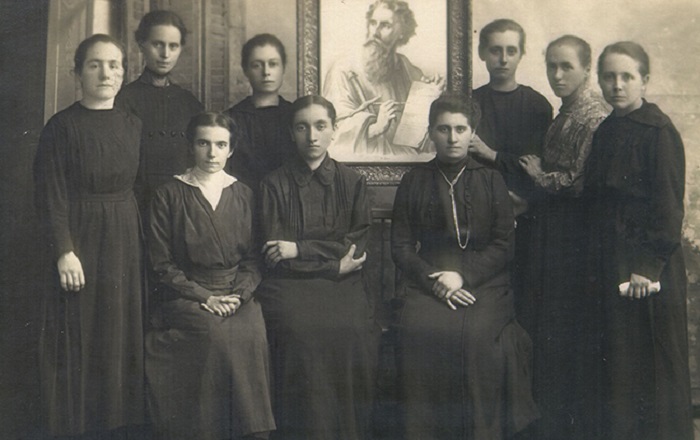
[585,100,685,281]
[148,179,261,303]
[392,157,514,297]
[260,153,370,279]
[225,96,297,187]
[116,71,204,203]
[473,84,553,199]
[34,102,142,258]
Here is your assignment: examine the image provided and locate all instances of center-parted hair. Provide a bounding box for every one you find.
[241,33,287,70]
[428,94,481,130]
[478,19,526,55]
[547,35,592,69]
[134,10,188,45]
[289,95,337,128]
[366,0,417,47]
[186,112,238,151]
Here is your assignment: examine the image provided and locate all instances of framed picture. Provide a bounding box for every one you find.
[297,0,472,184]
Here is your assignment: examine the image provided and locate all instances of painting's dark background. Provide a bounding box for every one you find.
[1,1,698,438]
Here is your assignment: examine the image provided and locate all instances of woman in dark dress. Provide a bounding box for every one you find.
[517,35,609,440]
[585,41,693,440]
[391,94,538,439]
[146,112,276,440]
[116,10,204,209]
[224,34,296,188]
[33,34,145,438]
[256,96,379,440]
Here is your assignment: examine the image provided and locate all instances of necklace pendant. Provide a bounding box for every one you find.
[448,187,454,196]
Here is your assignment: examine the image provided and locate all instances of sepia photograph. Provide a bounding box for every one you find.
[1,0,699,439]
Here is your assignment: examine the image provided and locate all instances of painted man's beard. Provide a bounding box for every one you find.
[362,39,394,84]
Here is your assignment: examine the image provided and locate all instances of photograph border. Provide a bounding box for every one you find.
[296,0,472,185]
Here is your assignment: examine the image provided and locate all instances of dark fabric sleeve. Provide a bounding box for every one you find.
[296,176,371,257]
[460,172,515,290]
[231,191,262,302]
[493,98,552,196]
[33,118,74,260]
[390,173,440,293]
[260,179,329,278]
[148,188,213,303]
[631,126,685,280]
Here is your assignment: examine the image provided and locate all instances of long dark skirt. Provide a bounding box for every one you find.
[146,298,275,440]
[256,273,379,440]
[527,196,602,440]
[599,247,693,440]
[395,287,538,440]
[39,195,145,436]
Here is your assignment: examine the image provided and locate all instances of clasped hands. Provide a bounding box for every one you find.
[201,294,241,317]
[428,271,476,310]
[262,241,367,275]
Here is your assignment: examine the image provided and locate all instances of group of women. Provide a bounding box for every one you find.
[31,7,691,440]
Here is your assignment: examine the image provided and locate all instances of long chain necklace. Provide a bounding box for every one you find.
[437,164,469,250]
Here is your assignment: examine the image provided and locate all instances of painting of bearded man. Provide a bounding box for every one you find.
[322,0,445,162]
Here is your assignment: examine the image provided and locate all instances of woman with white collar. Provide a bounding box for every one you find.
[146,112,275,440]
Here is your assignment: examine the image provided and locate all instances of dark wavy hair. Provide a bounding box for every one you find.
[547,35,592,69]
[366,0,417,47]
[134,10,188,45]
[428,93,481,130]
[478,18,526,55]
[74,34,126,74]
[185,112,238,152]
[241,33,287,70]
[598,41,650,77]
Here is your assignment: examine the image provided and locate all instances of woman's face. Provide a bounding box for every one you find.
[291,104,334,164]
[546,44,589,100]
[141,25,183,76]
[430,111,473,164]
[192,125,233,174]
[598,52,648,116]
[244,44,285,94]
[78,41,124,102]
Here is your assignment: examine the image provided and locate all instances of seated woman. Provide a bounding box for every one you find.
[585,42,693,440]
[255,95,379,440]
[391,94,538,439]
[146,112,275,440]
[224,33,296,188]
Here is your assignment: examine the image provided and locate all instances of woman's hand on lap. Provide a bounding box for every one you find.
[428,271,464,299]
[445,289,476,310]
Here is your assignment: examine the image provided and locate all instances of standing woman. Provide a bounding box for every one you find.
[224,34,296,188]
[391,94,538,439]
[34,34,145,438]
[518,35,609,440]
[585,41,693,440]
[256,95,379,439]
[116,10,203,209]
[146,112,276,440]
